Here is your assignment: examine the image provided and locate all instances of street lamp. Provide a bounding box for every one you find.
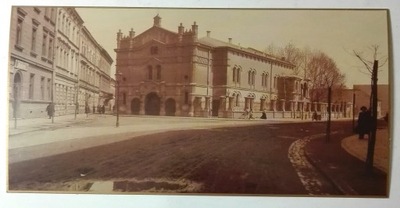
[115,71,123,127]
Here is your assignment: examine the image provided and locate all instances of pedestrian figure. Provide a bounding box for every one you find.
[357,106,372,139]
[312,111,318,121]
[260,110,267,119]
[85,105,90,117]
[102,105,105,114]
[46,102,55,119]
[248,109,254,119]
[93,105,96,114]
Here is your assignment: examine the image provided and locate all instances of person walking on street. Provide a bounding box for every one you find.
[260,110,267,119]
[46,102,55,119]
[85,104,90,118]
[357,106,372,139]
[248,109,254,120]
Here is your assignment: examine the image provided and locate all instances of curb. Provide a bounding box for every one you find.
[303,132,359,195]
[304,149,358,195]
[9,117,97,137]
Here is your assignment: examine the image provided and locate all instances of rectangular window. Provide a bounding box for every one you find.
[48,38,53,60]
[44,8,50,18]
[16,18,23,46]
[42,34,47,57]
[29,74,35,99]
[47,78,52,100]
[31,27,37,51]
[50,8,56,22]
[40,77,45,100]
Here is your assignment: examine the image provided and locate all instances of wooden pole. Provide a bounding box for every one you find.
[366,60,378,174]
[326,86,332,143]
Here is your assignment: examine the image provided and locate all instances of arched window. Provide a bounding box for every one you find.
[232,67,237,83]
[261,73,265,86]
[235,94,240,107]
[248,71,252,85]
[265,73,269,88]
[233,67,241,84]
[156,65,161,80]
[148,66,153,80]
[252,71,256,86]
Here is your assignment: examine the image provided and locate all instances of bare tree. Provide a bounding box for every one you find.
[265,43,347,103]
[307,51,345,102]
[353,45,387,75]
[353,44,388,174]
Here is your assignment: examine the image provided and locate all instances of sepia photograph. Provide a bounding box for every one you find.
[2,1,399,207]
[6,6,391,196]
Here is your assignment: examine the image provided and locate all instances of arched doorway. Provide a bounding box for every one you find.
[131,98,140,115]
[13,73,22,118]
[212,99,220,117]
[145,92,160,115]
[165,98,176,116]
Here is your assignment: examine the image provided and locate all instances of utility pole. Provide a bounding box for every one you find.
[326,86,332,143]
[352,90,356,131]
[366,60,378,174]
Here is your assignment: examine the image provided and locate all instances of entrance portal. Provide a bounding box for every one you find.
[13,73,22,118]
[212,99,220,117]
[145,92,160,115]
[165,98,176,116]
[131,98,140,115]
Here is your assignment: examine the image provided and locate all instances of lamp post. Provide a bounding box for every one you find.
[74,83,78,120]
[115,71,123,127]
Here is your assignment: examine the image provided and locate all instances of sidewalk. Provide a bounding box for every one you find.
[342,129,389,173]
[8,113,99,136]
[305,127,389,196]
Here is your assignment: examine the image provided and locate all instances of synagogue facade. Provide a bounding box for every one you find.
[114,15,314,118]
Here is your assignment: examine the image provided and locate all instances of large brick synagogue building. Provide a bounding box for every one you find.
[114,15,318,118]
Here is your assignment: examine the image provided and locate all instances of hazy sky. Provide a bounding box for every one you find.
[75,8,389,87]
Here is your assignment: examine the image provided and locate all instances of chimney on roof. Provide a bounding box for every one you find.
[129,28,135,38]
[228,38,232,44]
[191,21,198,41]
[153,14,161,27]
[178,23,184,34]
[207,31,210,37]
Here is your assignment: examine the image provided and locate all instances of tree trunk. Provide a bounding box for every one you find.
[366,60,378,174]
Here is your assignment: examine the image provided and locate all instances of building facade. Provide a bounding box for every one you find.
[353,84,389,118]
[9,7,57,119]
[115,15,313,118]
[54,7,83,116]
[9,7,114,119]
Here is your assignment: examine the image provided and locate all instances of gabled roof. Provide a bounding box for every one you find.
[198,36,293,66]
[134,25,178,41]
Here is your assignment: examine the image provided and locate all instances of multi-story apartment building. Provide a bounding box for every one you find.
[9,7,114,119]
[9,7,57,119]
[54,7,83,116]
[114,15,312,118]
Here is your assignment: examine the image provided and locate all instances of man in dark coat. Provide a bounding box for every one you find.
[46,103,55,119]
[357,106,371,139]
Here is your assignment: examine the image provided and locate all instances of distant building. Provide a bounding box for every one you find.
[9,7,114,119]
[115,15,312,118]
[353,84,389,117]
